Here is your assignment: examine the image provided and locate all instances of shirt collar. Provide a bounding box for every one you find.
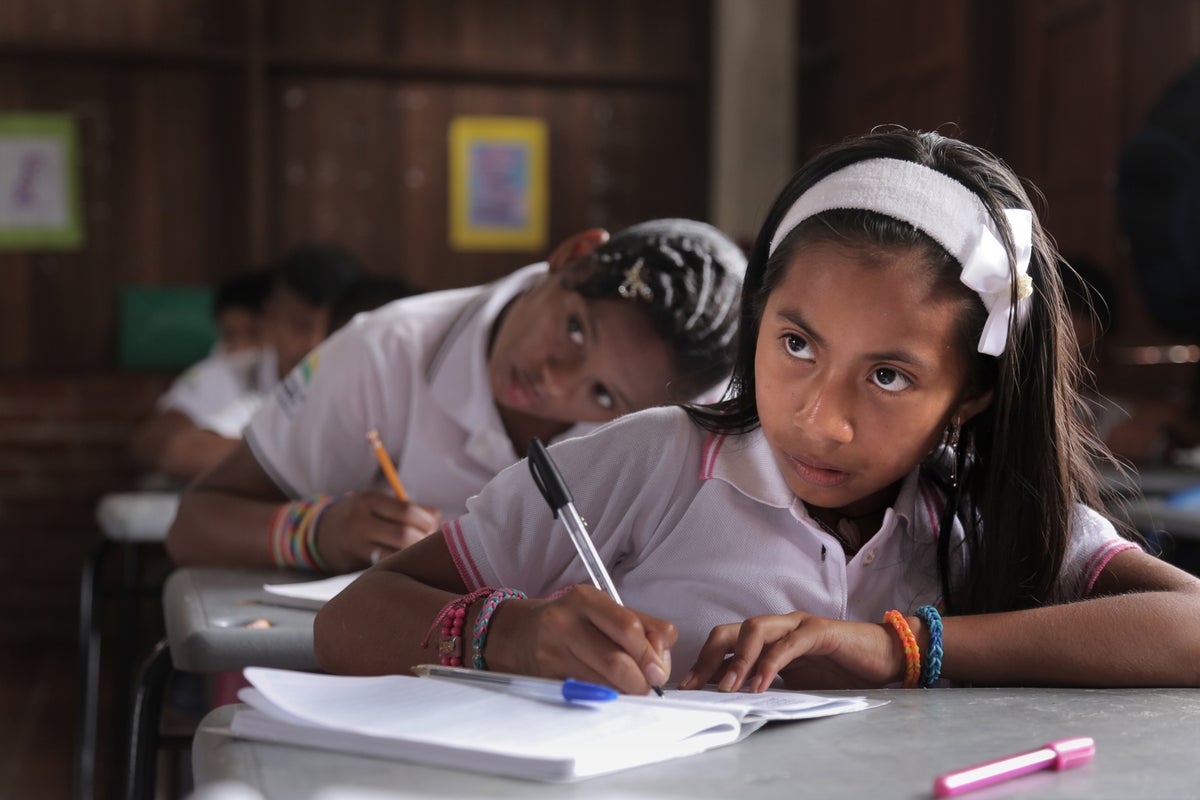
[704,427,941,541]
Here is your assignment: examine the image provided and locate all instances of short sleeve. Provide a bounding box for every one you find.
[1053,504,1142,602]
[245,323,411,498]
[444,407,703,596]
[158,355,252,437]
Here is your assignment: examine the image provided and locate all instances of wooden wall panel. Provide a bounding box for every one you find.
[0,64,244,371]
[798,0,1200,400]
[797,0,984,160]
[0,0,243,46]
[271,79,708,291]
[266,0,707,78]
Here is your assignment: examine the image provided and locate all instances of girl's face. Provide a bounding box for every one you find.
[488,274,676,432]
[755,239,990,519]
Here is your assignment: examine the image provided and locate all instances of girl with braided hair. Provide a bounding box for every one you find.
[168,220,745,573]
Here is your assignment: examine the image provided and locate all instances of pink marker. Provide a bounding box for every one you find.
[933,737,1095,797]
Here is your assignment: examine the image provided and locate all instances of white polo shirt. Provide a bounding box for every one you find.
[246,263,598,519]
[445,405,1138,681]
[158,348,279,438]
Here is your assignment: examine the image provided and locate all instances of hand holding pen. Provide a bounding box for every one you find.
[527,437,672,696]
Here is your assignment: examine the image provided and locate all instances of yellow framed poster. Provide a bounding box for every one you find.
[448,116,547,252]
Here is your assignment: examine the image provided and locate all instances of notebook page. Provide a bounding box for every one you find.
[240,667,741,778]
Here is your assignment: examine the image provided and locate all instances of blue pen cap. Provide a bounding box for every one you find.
[561,678,619,703]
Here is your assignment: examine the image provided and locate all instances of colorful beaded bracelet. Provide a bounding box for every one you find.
[421,588,496,666]
[883,609,921,689]
[914,605,943,688]
[269,494,337,571]
[472,588,527,670]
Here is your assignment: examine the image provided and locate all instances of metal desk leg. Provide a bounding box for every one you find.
[124,638,173,800]
[72,538,110,800]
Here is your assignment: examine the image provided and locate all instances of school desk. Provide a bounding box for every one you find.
[189,686,1200,799]
[163,566,321,672]
[126,567,321,800]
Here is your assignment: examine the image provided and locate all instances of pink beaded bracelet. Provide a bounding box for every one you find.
[421,588,495,666]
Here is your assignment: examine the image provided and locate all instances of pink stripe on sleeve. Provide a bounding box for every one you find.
[443,518,486,590]
[1083,540,1140,596]
[700,432,726,480]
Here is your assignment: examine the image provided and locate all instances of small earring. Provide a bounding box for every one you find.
[946,422,961,488]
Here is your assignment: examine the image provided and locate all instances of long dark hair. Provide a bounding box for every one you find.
[690,129,1117,615]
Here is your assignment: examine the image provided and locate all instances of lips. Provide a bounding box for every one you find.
[787,453,851,488]
[504,367,541,409]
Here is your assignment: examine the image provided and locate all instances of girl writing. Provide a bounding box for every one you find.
[315,129,1200,691]
[167,220,745,574]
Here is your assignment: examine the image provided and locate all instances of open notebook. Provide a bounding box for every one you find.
[230,666,884,782]
[260,571,364,610]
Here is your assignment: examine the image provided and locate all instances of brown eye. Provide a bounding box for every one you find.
[567,316,585,345]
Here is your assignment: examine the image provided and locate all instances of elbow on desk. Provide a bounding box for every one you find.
[312,604,346,674]
[164,496,207,566]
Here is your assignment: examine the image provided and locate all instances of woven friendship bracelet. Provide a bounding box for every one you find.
[472,588,527,670]
[421,588,496,666]
[914,605,944,688]
[883,609,921,689]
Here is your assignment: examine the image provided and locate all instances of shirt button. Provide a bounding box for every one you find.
[863,549,877,565]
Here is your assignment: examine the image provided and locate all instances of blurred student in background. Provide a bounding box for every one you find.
[131,244,369,482]
[211,268,274,355]
[1061,255,1200,465]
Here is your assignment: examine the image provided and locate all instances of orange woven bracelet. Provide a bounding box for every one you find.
[883,609,921,689]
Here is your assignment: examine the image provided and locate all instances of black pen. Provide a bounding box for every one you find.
[527,437,665,697]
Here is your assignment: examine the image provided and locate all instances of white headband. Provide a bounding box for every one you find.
[768,158,1033,356]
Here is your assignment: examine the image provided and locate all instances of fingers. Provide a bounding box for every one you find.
[546,228,610,271]
[363,494,441,533]
[317,493,443,571]
[540,586,675,695]
[682,613,822,693]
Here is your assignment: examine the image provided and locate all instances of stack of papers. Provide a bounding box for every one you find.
[231,666,884,782]
[260,572,363,610]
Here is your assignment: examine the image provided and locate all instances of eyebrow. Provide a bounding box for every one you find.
[772,306,933,370]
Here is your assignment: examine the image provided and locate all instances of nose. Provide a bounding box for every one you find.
[539,353,587,401]
[793,375,854,444]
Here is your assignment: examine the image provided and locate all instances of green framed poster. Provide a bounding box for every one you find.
[0,113,84,250]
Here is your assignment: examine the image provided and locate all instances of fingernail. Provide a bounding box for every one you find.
[662,649,672,677]
[679,671,694,689]
[749,674,763,693]
[718,670,738,692]
[645,662,667,687]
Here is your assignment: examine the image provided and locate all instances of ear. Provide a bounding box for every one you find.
[547,228,610,272]
[953,387,993,427]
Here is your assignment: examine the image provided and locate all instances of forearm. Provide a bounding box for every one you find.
[315,565,470,675]
[939,587,1200,687]
[165,487,283,567]
[157,430,240,481]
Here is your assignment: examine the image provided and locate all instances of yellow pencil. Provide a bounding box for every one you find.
[366,428,409,502]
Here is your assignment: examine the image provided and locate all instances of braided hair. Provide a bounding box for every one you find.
[564,219,746,400]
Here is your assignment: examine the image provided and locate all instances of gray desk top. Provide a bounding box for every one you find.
[193,686,1200,799]
[163,567,321,673]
